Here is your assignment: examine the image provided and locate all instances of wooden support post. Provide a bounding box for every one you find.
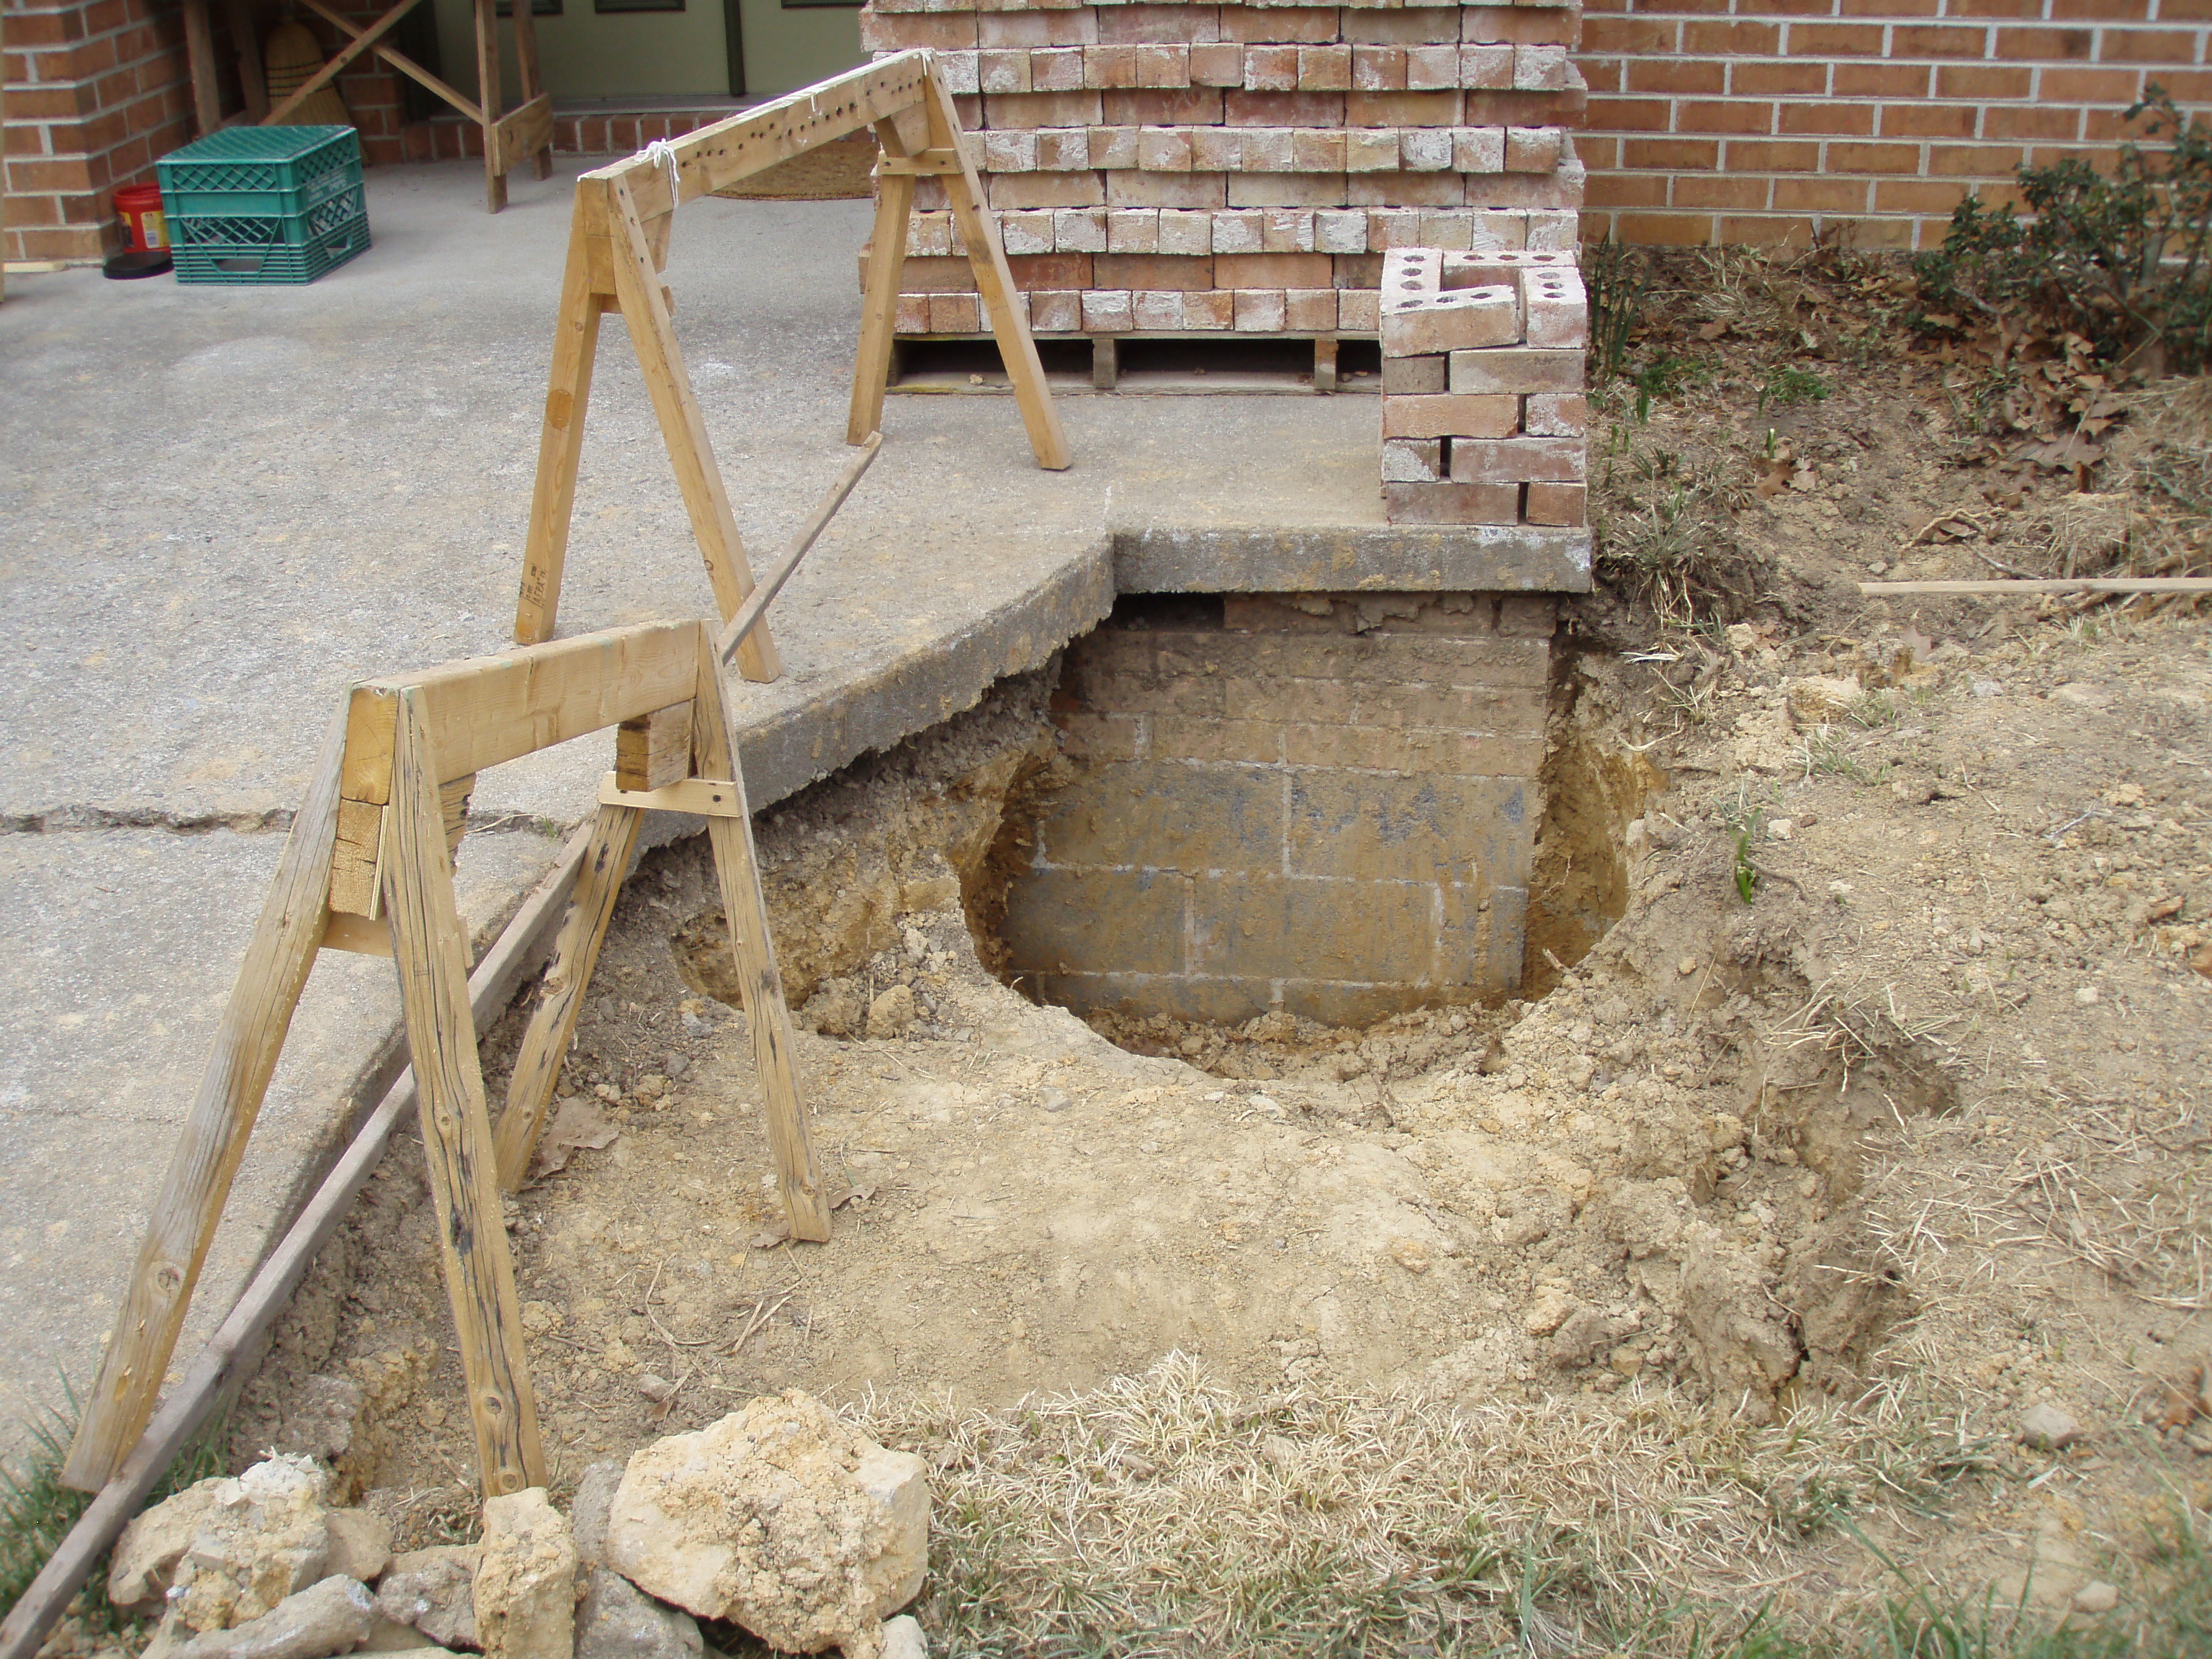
[224,0,269,120]
[848,120,917,447]
[615,701,694,791]
[474,0,505,212]
[182,0,220,136]
[510,0,552,181]
[380,689,544,1497]
[604,175,782,683]
[61,714,349,1492]
[516,190,610,645]
[691,627,831,1242]
[264,0,424,127]
[1314,336,1338,394]
[491,802,642,1191]
[1091,336,1118,392]
[923,69,1071,472]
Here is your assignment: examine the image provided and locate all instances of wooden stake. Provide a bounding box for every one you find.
[0,826,593,1659]
[380,689,544,1496]
[605,175,783,684]
[491,802,642,1191]
[923,66,1071,472]
[848,120,917,448]
[474,0,505,212]
[691,626,832,1242]
[715,431,882,666]
[515,189,611,644]
[1858,577,2212,595]
[62,713,349,1492]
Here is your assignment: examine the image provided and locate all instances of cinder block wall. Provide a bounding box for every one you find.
[860,0,1591,336]
[1578,0,2212,251]
[1002,591,1553,1026]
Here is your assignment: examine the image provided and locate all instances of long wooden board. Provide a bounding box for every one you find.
[343,621,700,804]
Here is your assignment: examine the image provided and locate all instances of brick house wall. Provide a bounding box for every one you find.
[1578,0,2212,250]
[2,0,419,262]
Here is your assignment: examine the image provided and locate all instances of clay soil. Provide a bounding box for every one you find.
[232,251,2212,1645]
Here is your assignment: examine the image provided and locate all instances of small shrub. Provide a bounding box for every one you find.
[1915,87,2212,372]
[1759,364,1831,414]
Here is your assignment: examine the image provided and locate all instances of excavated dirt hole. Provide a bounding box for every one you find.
[229,642,1959,1527]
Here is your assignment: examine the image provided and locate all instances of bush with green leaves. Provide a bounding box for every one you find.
[1915,87,2211,372]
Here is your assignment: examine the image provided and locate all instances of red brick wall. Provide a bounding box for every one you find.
[0,0,410,261]
[3,0,195,260]
[1579,0,2212,249]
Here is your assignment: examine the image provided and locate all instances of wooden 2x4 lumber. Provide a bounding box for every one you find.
[491,802,642,1191]
[0,826,593,1659]
[848,120,916,448]
[716,431,882,666]
[60,714,351,1493]
[598,774,747,816]
[515,190,608,644]
[382,689,545,1496]
[691,627,832,1242]
[590,50,932,220]
[604,175,782,683]
[341,620,700,806]
[614,701,694,791]
[292,0,482,124]
[494,95,554,178]
[263,0,426,127]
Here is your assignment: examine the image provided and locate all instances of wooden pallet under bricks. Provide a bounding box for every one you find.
[1378,246,1588,528]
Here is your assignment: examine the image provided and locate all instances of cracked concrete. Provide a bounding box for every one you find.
[0,156,1586,1459]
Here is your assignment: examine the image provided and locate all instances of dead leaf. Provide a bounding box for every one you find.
[529,1097,619,1177]
[750,1221,793,1249]
[831,1183,877,1210]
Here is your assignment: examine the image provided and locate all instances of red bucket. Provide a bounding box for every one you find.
[114,182,168,252]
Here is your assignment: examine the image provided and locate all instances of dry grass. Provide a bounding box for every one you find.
[840,1353,2000,1657]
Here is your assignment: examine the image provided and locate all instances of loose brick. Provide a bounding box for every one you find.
[1244,43,1300,90]
[1135,43,1192,86]
[1347,89,1463,125]
[1449,436,1585,484]
[1346,7,1465,45]
[1217,251,1334,287]
[1505,126,1564,172]
[1285,287,1339,330]
[986,90,1105,127]
[1354,45,1408,90]
[1184,288,1236,328]
[1382,438,1445,482]
[984,130,1040,171]
[979,49,1032,94]
[1234,288,1289,331]
[1191,127,1243,171]
[1314,207,1369,253]
[1090,125,1139,169]
[928,293,981,333]
[1382,283,1519,356]
[1233,174,1346,210]
[1084,45,1138,89]
[1402,127,1456,170]
[1097,5,1218,45]
[1522,392,1586,436]
[1082,288,1135,333]
[1299,45,1352,90]
[1001,210,1055,255]
[1241,127,1294,171]
[1383,352,1449,394]
[1407,43,1460,89]
[1338,289,1382,331]
[1035,128,1091,171]
[1521,266,1588,346]
[1106,87,1224,124]
[1460,43,1516,89]
[1523,482,1587,526]
[1190,41,1244,85]
[1385,392,1521,439]
[1031,47,1086,91]
[977,10,1095,46]
[1262,207,1318,252]
[1107,207,1160,252]
[1133,289,1187,328]
[1156,207,1212,256]
[1514,45,1568,91]
[1382,481,1523,524]
[1346,129,1401,171]
[1029,289,1082,331]
[1291,128,1349,171]
[1211,209,1264,253]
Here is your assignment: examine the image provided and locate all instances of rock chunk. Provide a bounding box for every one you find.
[866,984,917,1040]
[568,1460,626,1568]
[376,1546,482,1650]
[174,1575,375,1659]
[2020,1403,2085,1451]
[473,1491,577,1659]
[324,1511,392,1586]
[109,1485,220,1614]
[158,1455,335,1633]
[575,1568,702,1659]
[1782,675,1864,727]
[878,1616,927,1659]
[604,1391,929,1659]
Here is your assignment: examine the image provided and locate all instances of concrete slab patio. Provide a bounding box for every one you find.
[0,157,1587,1460]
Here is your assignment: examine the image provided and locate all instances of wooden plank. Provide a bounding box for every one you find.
[329,796,385,919]
[441,773,474,862]
[293,0,481,124]
[848,121,916,448]
[691,626,832,1242]
[588,52,932,218]
[491,804,642,1191]
[382,691,544,1496]
[0,825,592,1659]
[514,189,610,644]
[615,701,694,791]
[1858,577,2212,595]
[342,619,701,804]
[321,912,393,958]
[605,175,782,683]
[262,0,426,127]
[509,0,552,180]
[715,432,882,666]
[60,712,349,1492]
[474,0,505,212]
[223,0,268,120]
[598,774,747,816]
[182,0,220,136]
[925,66,1071,473]
[494,94,554,179]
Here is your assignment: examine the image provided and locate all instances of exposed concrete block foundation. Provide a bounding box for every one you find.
[1003,590,1552,1025]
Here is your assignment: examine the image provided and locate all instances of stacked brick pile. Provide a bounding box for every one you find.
[858,0,1589,338]
[1378,245,1587,526]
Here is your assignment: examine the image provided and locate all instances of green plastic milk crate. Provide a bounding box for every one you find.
[157,127,371,286]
